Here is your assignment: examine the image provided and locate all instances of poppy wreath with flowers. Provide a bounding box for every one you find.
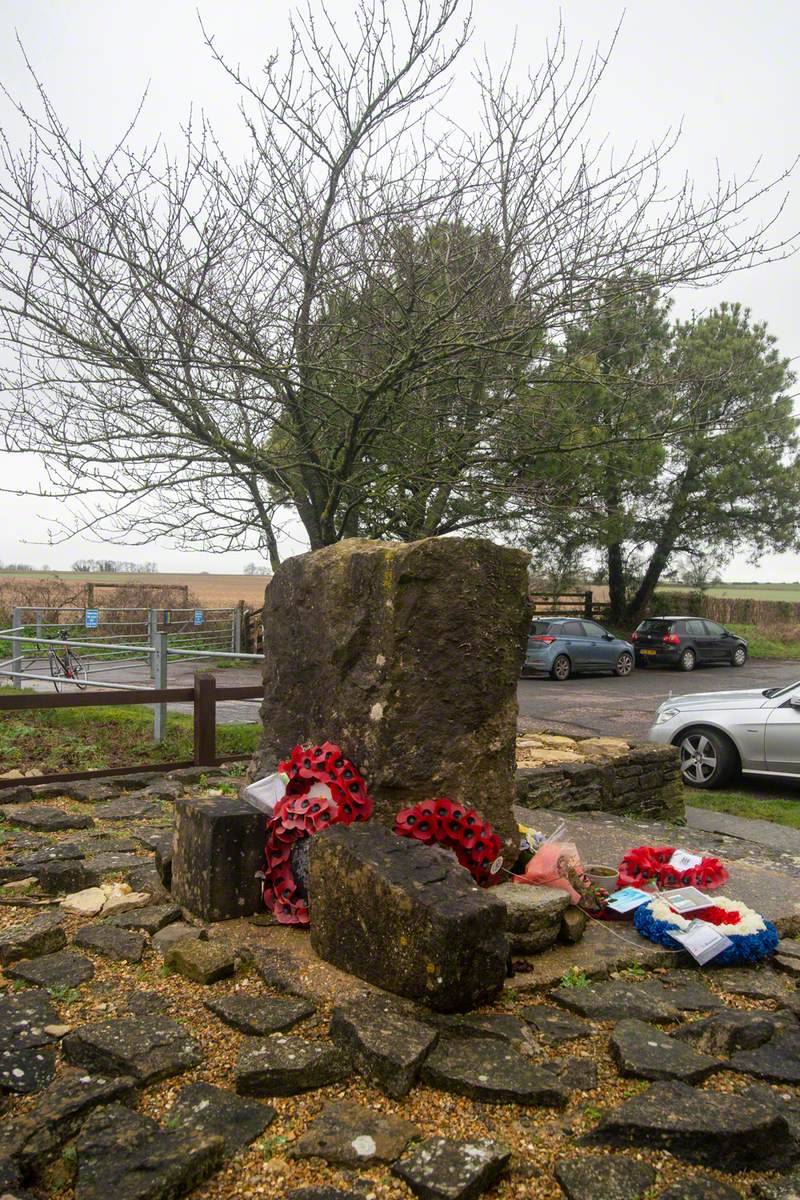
[633,895,779,966]
[262,742,373,925]
[616,845,729,893]
[393,798,503,886]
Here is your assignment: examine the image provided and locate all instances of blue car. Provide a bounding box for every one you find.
[523,617,635,681]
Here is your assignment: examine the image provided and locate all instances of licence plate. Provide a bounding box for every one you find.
[640,649,656,656]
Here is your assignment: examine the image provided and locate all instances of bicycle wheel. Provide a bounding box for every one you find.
[49,650,67,692]
[65,651,88,690]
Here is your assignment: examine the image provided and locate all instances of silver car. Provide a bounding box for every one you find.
[648,679,800,788]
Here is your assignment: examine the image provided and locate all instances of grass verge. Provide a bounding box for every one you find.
[726,623,800,660]
[0,686,259,773]
[686,776,800,829]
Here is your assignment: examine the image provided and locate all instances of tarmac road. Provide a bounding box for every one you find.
[517,657,800,741]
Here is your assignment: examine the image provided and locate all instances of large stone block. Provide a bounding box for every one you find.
[309,823,508,1012]
[171,796,264,922]
[249,536,529,851]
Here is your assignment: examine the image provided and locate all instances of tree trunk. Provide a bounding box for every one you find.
[607,542,627,622]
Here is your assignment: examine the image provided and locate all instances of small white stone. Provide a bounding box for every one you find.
[351,1135,376,1158]
[369,702,384,722]
[375,654,386,667]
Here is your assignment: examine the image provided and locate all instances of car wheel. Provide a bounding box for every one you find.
[678,648,696,672]
[677,727,740,789]
[614,652,634,677]
[732,645,747,667]
[550,654,571,681]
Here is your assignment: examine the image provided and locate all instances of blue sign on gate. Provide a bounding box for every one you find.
[194,609,204,626]
[85,609,99,629]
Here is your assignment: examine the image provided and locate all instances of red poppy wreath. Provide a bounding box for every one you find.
[394,797,503,886]
[616,845,728,892]
[262,742,373,925]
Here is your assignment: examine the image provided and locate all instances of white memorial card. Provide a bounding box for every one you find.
[670,919,732,965]
[242,772,288,816]
[605,887,652,914]
[668,849,703,872]
[661,886,712,914]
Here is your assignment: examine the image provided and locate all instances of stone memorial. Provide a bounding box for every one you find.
[248,536,530,852]
[171,796,264,922]
[309,823,508,1012]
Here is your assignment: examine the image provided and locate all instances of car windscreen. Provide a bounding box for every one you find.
[765,680,800,699]
[637,619,673,634]
[529,621,554,635]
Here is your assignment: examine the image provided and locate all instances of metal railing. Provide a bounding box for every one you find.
[0,613,263,743]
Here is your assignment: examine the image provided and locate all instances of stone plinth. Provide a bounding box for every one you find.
[249,536,530,851]
[308,823,508,1013]
[171,797,264,922]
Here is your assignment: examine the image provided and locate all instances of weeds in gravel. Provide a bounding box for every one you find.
[614,963,647,980]
[559,967,590,989]
[48,985,80,1004]
[258,1134,290,1160]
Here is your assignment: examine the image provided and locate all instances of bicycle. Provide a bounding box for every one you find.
[49,628,87,692]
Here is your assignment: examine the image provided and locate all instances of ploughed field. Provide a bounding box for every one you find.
[0,570,270,608]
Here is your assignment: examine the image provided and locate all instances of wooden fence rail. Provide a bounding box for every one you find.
[0,675,262,789]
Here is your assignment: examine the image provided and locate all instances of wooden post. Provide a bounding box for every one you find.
[584,590,593,620]
[86,583,94,608]
[194,672,217,766]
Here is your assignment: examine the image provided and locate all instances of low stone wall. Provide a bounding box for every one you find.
[515,733,683,820]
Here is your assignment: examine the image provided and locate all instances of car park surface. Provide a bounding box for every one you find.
[517,657,800,741]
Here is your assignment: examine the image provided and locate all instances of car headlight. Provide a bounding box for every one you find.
[654,707,679,725]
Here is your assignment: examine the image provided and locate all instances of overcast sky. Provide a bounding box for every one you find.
[0,0,798,578]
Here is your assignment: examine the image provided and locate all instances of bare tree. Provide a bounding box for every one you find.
[0,1,794,566]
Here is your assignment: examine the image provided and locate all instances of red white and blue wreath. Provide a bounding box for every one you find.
[633,895,779,965]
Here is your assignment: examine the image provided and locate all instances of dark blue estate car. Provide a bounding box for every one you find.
[523,617,635,681]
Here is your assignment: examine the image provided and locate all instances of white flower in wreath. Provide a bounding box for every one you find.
[650,895,766,936]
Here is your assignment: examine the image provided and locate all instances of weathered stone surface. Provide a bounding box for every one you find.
[164,939,235,984]
[554,1154,655,1200]
[0,784,33,804]
[74,1102,223,1200]
[656,1178,743,1200]
[61,887,107,916]
[251,947,314,999]
[292,1100,419,1167]
[421,1035,567,1106]
[249,536,530,851]
[559,906,588,944]
[329,996,438,1098]
[494,882,568,953]
[429,1011,532,1048]
[108,903,182,934]
[543,1056,598,1092]
[309,824,507,1013]
[519,1005,592,1043]
[6,950,94,989]
[0,1069,135,1174]
[594,1079,793,1169]
[712,968,795,1001]
[515,743,683,821]
[0,912,66,964]
[739,1083,800,1143]
[126,863,170,901]
[82,852,147,878]
[74,923,146,963]
[551,980,680,1023]
[167,1081,275,1156]
[673,1010,781,1056]
[0,989,60,1050]
[154,832,173,889]
[205,994,315,1036]
[611,1019,723,1083]
[36,859,101,895]
[151,923,204,955]
[235,1034,351,1096]
[656,979,726,1012]
[1,805,94,831]
[392,1135,511,1200]
[62,1017,202,1084]
[171,795,264,921]
[753,1178,800,1199]
[0,1046,57,1095]
[93,795,164,821]
[14,842,84,866]
[730,1029,800,1083]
